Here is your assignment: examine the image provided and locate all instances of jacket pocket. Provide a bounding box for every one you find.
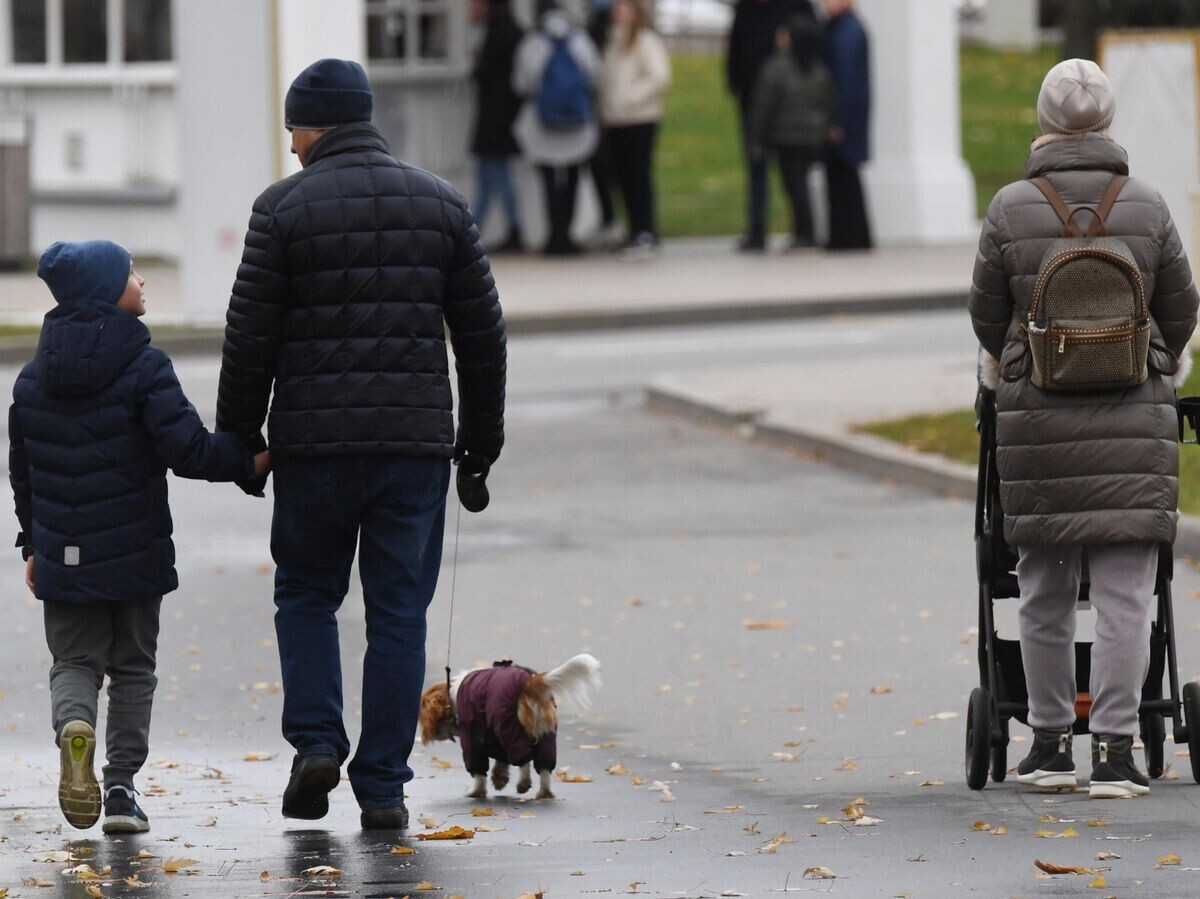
[999,337,1030,383]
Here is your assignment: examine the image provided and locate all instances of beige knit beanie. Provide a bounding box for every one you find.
[1037,58,1116,135]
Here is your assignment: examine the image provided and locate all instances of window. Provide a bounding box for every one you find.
[5,0,174,67]
[366,0,454,66]
[62,0,107,63]
[11,0,47,63]
[123,0,169,62]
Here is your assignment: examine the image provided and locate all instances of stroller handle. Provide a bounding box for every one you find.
[1180,396,1200,444]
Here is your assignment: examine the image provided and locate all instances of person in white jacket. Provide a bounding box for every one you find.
[599,0,671,254]
[513,0,602,256]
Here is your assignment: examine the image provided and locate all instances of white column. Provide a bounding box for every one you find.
[978,0,1038,51]
[856,0,977,245]
[177,0,367,320]
[176,0,275,322]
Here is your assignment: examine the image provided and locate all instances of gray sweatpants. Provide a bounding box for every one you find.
[43,598,161,790]
[1016,543,1158,737]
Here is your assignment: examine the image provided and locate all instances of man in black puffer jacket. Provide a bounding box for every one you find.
[216,59,507,832]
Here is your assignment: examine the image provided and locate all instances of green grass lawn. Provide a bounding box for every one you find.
[657,43,1057,236]
[860,359,1200,514]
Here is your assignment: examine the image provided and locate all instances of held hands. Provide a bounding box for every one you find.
[254,451,272,478]
[827,125,846,144]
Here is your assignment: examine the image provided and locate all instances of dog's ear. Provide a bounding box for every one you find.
[419,682,451,744]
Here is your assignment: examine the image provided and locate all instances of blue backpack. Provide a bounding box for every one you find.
[537,35,591,130]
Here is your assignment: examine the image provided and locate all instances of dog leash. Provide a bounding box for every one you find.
[444,487,463,698]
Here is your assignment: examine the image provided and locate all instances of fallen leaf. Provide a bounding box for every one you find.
[431,757,452,770]
[22,878,54,888]
[416,825,475,841]
[870,684,892,695]
[919,779,944,787]
[197,816,217,827]
[303,865,343,877]
[706,805,744,814]
[971,821,993,832]
[391,845,416,855]
[992,824,1007,835]
[1086,820,1110,828]
[471,807,495,817]
[260,871,270,881]
[414,881,440,891]
[1096,851,1121,861]
[630,774,645,786]
[1036,827,1078,839]
[1035,860,1098,875]
[838,759,858,771]
[84,885,102,899]
[555,772,593,783]
[1159,853,1182,866]
[419,813,440,829]
[1090,875,1107,889]
[473,823,506,832]
[772,752,798,762]
[63,864,100,880]
[758,832,795,853]
[162,858,199,874]
[606,763,627,776]
[243,751,276,762]
[744,822,760,834]
[33,851,72,863]
[743,619,791,630]
[135,850,157,860]
[803,866,836,880]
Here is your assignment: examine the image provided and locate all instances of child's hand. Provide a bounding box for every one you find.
[25,556,34,593]
[827,125,846,144]
[254,451,272,478]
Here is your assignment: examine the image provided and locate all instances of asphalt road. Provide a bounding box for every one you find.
[2,313,1200,898]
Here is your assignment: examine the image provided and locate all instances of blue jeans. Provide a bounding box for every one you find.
[475,156,520,232]
[271,455,450,809]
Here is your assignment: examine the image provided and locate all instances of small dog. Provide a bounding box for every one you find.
[419,654,601,800]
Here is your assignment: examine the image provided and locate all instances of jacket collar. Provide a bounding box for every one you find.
[1025,132,1129,179]
[305,122,391,167]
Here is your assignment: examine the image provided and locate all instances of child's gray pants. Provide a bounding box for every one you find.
[43,598,161,790]
[1016,543,1158,737]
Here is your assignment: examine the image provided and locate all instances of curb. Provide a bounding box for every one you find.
[646,382,1200,560]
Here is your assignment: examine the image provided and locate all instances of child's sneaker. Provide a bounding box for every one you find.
[102,786,150,834]
[1016,727,1076,789]
[58,720,101,829]
[1089,735,1150,799]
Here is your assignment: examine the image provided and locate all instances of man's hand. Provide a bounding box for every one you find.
[456,454,491,513]
[254,451,272,478]
[25,556,34,594]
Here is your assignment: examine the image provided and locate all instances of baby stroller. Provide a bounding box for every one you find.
[967,385,1200,789]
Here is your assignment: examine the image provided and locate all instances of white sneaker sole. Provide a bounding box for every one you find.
[1017,770,1077,789]
[102,815,150,834]
[1089,780,1150,799]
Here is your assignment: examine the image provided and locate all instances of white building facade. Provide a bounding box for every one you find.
[0,0,974,318]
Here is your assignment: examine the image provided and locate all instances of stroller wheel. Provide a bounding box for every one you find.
[1140,713,1165,779]
[966,687,991,790]
[1183,682,1200,783]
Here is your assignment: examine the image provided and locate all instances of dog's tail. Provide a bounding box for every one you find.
[543,653,602,718]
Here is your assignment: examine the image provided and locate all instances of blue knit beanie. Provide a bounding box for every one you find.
[285,59,373,129]
[37,240,131,307]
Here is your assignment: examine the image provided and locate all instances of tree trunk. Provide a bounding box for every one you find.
[1063,0,1100,60]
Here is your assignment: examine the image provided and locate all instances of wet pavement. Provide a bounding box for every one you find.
[2,326,1200,897]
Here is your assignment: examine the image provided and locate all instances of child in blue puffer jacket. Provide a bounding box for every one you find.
[9,240,270,835]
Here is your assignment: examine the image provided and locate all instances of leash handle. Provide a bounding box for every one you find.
[444,486,463,692]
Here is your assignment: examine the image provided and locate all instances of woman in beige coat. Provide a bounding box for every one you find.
[968,59,1199,799]
[598,0,671,254]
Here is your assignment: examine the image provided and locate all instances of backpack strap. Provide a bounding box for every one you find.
[1031,174,1128,238]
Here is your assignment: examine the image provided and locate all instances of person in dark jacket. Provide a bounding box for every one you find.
[748,16,835,249]
[822,0,872,250]
[471,0,525,252]
[216,58,507,832]
[10,240,266,835]
[727,0,814,251]
[969,60,1199,798]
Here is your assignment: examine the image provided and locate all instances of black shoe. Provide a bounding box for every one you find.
[102,786,150,834]
[737,236,766,253]
[1089,735,1150,799]
[282,754,341,820]
[361,803,409,831]
[1016,727,1076,789]
[496,226,524,253]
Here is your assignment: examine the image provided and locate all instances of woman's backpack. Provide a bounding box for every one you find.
[537,35,591,130]
[1024,175,1150,392]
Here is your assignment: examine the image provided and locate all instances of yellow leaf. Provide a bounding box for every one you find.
[124,874,149,888]
[706,805,744,814]
[557,773,593,783]
[1036,827,1077,839]
[302,865,343,876]
[414,881,440,891]
[630,774,645,786]
[416,825,475,841]
[870,684,892,695]
[1086,819,1110,828]
[162,858,199,874]
[390,845,416,855]
[1159,852,1182,866]
[260,871,270,881]
[743,619,791,630]
[1090,875,1107,889]
[471,807,495,817]
[992,824,1007,835]
[803,866,836,880]
[839,759,858,771]
[817,816,832,825]
[243,751,276,762]
[85,885,103,899]
[65,865,100,880]
[1034,859,1097,875]
[744,822,760,834]
[606,763,627,776]
[136,850,157,860]
[971,821,992,832]
[431,757,452,770]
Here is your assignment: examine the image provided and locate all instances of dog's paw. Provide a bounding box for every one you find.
[492,770,510,791]
[536,788,556,801]
[516,777,532,794]
[465,784,488,800]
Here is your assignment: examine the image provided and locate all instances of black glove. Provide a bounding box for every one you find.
[456,453,491,513]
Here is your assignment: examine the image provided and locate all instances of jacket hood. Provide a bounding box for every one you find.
[1026,133,1129,180]
[35,303,150,398]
